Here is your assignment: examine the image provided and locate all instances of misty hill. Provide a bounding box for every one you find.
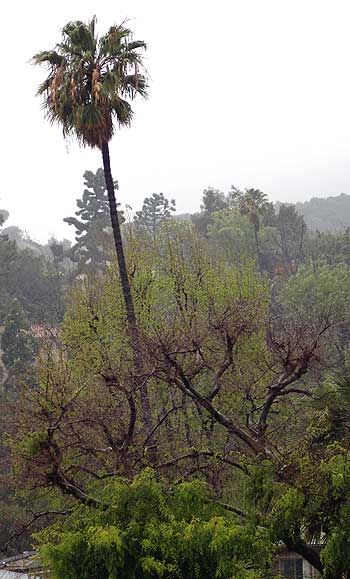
[276,193,350,232]
[2,226,45,254]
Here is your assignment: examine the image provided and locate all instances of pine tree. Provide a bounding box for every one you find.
[64,169,124,270]
[134,193,175,237]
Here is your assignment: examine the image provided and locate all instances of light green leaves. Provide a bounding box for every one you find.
[38,472,272,579]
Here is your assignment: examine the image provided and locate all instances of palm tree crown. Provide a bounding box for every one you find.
[33,17,148,148]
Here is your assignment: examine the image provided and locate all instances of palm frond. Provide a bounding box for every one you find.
[100,72,117,96]
[36,78,52,96]
[56,42,83,59]
[112,97,133,126]
[127,40,147,51]
[32,50,65,67]
[62,21,95,53]
[99,25,133,57]
[122,74,148,99]
[33,18,148,148]
[89,15,97,40]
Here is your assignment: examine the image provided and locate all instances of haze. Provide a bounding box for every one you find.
[2,0,350,242]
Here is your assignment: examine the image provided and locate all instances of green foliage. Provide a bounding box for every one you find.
[18,430,49,458]
[1,299,37,381]
[269,488,305,544]
[201,188,228,214]
[7,178,350,577]
[306,228,350,267]
[229,188,275,229]
[277,263,350,371]
[0,225,66,328]
[37,472,273,579]
[193,187,308,275]
[309,376,350,443]
[62,223,269,385]
[321,502,350,579]
[191,187,230,234]
[278,263,350,319]
[246,463,275,516]
[272,205,306,271]
[243,423,350,578]
[207,208,257,263]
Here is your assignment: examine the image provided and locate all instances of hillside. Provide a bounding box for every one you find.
[276,193,350,232]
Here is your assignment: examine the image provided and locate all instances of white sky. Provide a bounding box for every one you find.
[2,0,350,242]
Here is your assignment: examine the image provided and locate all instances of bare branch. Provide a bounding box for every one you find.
[143,405,181,452]
[156,450,249,475]
[0,509,72,553]
[165,353,271,457]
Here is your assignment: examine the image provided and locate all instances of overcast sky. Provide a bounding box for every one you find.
[2,0,350,242]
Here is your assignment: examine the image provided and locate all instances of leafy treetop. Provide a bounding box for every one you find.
[38,470,272,579]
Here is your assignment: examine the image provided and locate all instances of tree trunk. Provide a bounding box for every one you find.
[102,141,136,330]
[101,141,156,463]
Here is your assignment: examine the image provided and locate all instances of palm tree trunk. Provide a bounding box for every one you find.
[102,142,135,326]
[101,140,156,463]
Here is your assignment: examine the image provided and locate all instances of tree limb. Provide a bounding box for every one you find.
[156,450,249,475]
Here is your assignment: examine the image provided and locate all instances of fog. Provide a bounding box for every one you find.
[2,0,350,242]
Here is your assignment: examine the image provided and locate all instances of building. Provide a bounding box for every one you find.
[275,547,320,579]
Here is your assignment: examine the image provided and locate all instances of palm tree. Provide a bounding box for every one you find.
[33,17,155,456]
[230,187,274,272]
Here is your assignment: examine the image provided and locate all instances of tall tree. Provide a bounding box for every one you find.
[33,17,154,452]
[191,187,229,235]
[33,17,147,329]
[229,188,274,271]
[1,300,37,390]
[134,192,175,237]
[273,204,306,275]
[64,168,123,271]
